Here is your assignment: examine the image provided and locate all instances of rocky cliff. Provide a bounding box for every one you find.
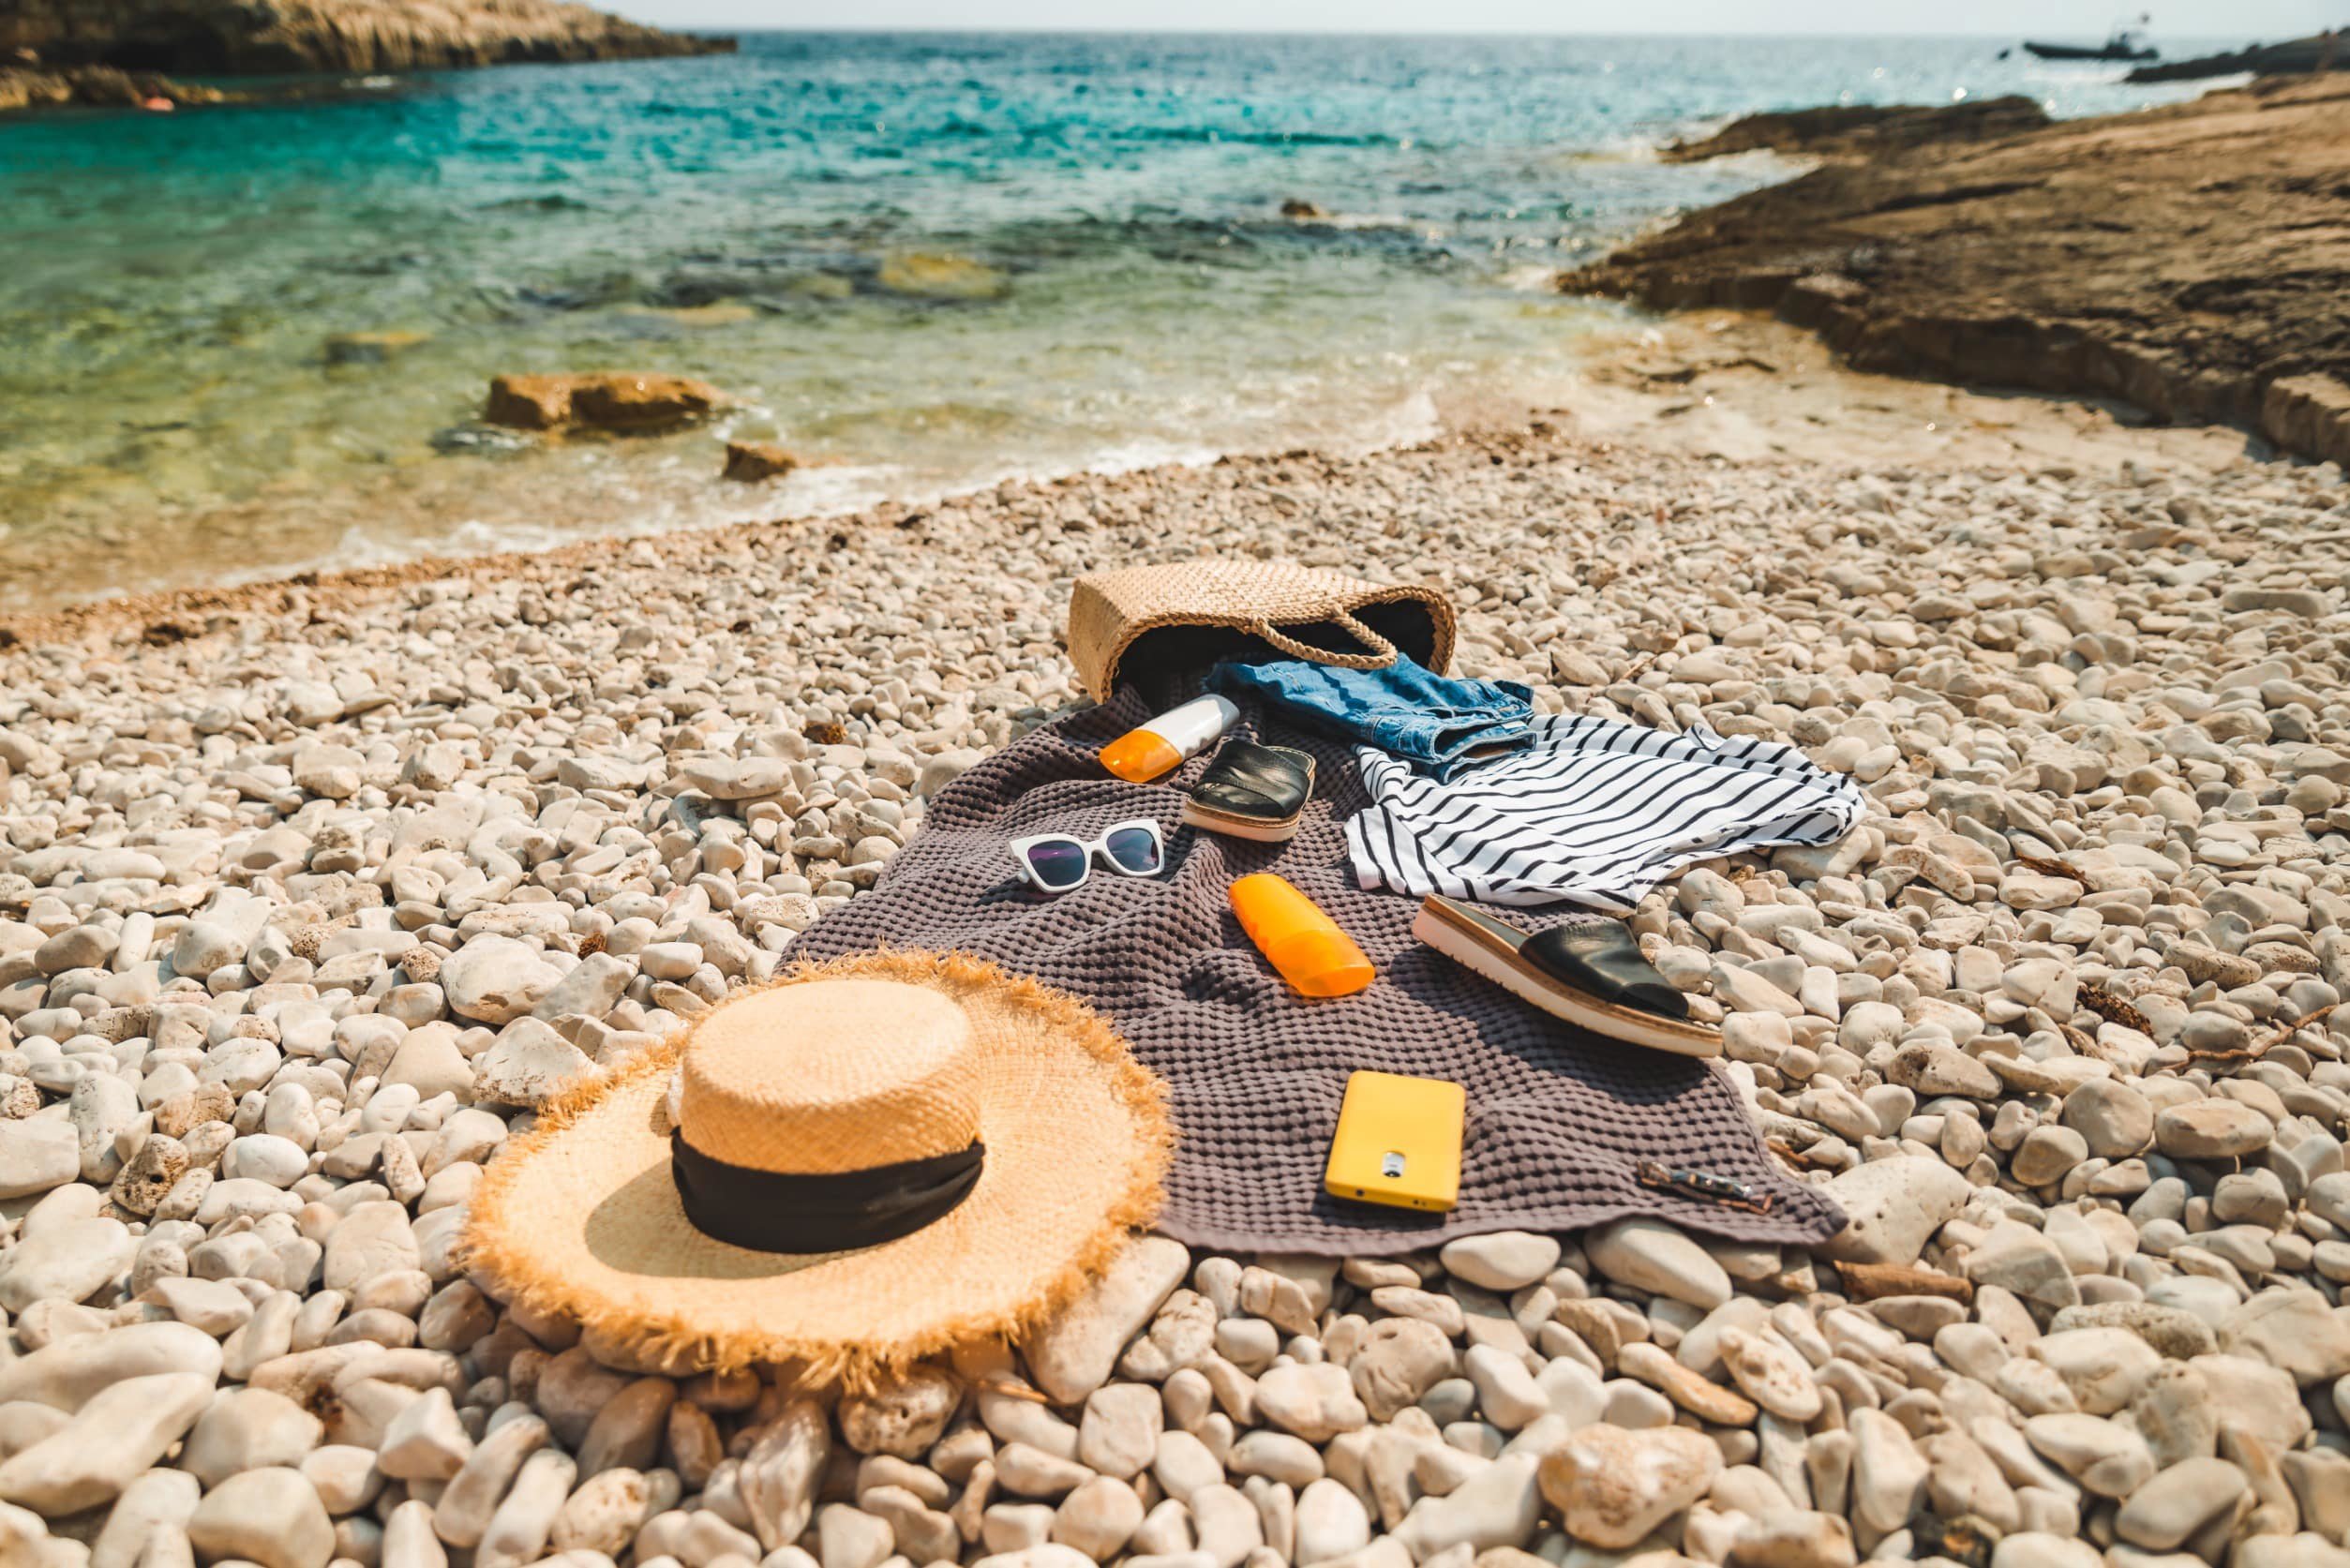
[0,59,227,105]
[2125,26,2344,82]
[2,0,731,76]
[1661,97,2051,163]
[1563,76,2350,467]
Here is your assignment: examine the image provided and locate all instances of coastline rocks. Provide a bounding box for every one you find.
[185,1465,335,1568]
[179,1387,324,1487]
[484,372,725,433]
[1564,77,2350,466]
[2218,1290,2350,1386]
[1295,1477,1371,1562]
[1350,1318,1457,1420]
[2153,1100,2274,1159]
[1717,1326,1821,1420]
[1729,1511,1857,1568]
[1396,1454,1541,1559]
[1849,1408,1929,1531]
[2113,1456,2250,1550]
[1023,1237,1190,1404]
[2060,1080,2154,1158]
[1586,1219,1732,1308]
[1889,1041,2000,1099]
[1254,1364,1368,1442]
[0,1121,79,1200]
[1819,1157,1968,1265]
[439,935,562,1023]
[0,1371,212,1515]
[1439,1232,1561,1292]
[839,1366,962,1458]
[876,252,1009,301]
[0,1322,225,1410]
[1537,1424,1720,1547]
[2024,1413,2156,1498]
[0,1205,137,1310]
[7,0,730,77]
[471,1018,595,1105]
[1663,97,2051,162]
[0,62,230,112]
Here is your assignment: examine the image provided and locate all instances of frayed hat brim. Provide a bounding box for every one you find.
[462,949,1175,1389]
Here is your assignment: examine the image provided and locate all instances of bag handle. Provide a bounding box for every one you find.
[1247,607,1400,669]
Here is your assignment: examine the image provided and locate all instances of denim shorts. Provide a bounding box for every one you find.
[1213,654,1534,780]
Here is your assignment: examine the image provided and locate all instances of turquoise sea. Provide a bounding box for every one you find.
[0,32,2238,606]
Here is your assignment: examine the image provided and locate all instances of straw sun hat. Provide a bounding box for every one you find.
[465,950,1175,1384]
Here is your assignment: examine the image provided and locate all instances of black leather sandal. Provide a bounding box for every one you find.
[1413,894,1722,1057]
[1179,741,1316,843]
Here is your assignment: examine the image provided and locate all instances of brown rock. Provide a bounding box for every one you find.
[484,372,723,433]
[1835,1261,1973,1305]
[1616,1342,1759,1426]
[723,441,800,482]
[2169,946,2261,989]
[2262,373,2350,470]
[483,375,574,430]
[570,373,722,430]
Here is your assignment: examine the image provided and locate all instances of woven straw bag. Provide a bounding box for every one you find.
[1067,559,1458,702]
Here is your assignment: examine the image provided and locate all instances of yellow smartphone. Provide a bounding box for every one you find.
[1324,1070,1465,1213]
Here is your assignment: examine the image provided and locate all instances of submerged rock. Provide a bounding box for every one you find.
[0,63,230,112]
[876,252,1009,301]
[724,441,801,482]
[483,371,725,433]
[324,331,429,366]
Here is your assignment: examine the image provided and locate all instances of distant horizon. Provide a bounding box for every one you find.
[607,0,2339,40]
[646,22,2265,33]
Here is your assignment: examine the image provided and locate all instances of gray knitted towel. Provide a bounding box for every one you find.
[794,690,1844,1254]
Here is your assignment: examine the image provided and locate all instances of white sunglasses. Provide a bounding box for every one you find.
[1009,818,1166,894]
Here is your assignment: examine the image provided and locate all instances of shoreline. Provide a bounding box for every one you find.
[3,36,2243,617]
[1,307,2257,639]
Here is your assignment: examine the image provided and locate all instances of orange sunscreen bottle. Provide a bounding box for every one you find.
[1230,874,1374,997]
[1099,694,1239,784]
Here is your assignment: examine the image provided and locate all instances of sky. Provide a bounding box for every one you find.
[608,0,2342,37]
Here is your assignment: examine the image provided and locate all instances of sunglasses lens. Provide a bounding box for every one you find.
[1025,840,1088,889]
[1103,826,1161,875]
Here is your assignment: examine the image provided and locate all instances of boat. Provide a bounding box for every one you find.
[2023,20,2159,61]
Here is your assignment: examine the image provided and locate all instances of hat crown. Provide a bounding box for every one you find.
[679,979,982,1174]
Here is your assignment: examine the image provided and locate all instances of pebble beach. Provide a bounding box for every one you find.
[0,389,2346,1568]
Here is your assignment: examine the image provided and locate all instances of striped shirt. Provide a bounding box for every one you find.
[1343,714,1868,913]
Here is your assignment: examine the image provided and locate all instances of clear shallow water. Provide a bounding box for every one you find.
[0,32,2238,606]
